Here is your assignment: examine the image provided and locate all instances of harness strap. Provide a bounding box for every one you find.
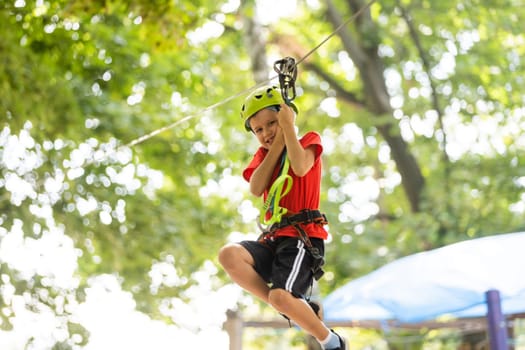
[291,223,325,281]
[271,209,328,230]
[263,209,327,281]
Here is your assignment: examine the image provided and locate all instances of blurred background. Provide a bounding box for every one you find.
[1,0,525,348]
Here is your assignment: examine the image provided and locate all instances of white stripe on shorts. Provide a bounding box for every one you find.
[285,240,306,293]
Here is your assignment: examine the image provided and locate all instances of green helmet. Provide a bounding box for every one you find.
[240,85,297,132]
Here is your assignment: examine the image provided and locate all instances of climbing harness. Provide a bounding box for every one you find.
[259,209,328,281]
[272,209,327,281]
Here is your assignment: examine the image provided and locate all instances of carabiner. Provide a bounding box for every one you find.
[273,57,297,105]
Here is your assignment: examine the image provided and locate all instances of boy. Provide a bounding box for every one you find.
[218,85,345,350]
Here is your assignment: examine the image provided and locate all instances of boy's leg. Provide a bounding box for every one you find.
[268,288,331,341]
[218,242,271,303]
[269,238,346,349]
[267,237,331,339]
[220,240,345,349]
[270,289,346,349]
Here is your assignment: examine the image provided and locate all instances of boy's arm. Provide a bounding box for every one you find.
[278,103,315,177]
[249,129,285,197]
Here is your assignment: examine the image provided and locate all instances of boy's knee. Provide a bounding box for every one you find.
[218,243,241,268]
[268,288,293,311]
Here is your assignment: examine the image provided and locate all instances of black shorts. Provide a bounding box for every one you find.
[240,236,324,298]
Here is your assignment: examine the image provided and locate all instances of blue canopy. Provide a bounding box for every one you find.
[323,232,525,323]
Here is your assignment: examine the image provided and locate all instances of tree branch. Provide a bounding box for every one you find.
[396,1,450,164]
[326,0,425,212]
[396,0,452,237]
[303,61,365,108]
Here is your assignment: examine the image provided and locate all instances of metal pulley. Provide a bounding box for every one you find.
[273,57,298,105]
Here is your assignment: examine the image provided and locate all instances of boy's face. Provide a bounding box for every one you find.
[248,108,279,150]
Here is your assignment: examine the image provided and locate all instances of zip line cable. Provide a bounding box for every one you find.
[20,0,378,230]
[294,0,376,67]
[121,0,377,150]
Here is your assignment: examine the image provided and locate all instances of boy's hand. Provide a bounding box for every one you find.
[277,103,295,130]
[271,124,285,149]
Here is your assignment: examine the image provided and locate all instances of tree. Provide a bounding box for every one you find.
[1,0,249,345]
[256,0,525,275]
[1,0,525,348]
[251,0,525,347]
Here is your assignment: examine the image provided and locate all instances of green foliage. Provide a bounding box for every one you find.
[1,0,525,348]
[280,0,525,291]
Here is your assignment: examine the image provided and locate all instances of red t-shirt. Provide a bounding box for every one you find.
[243,131,328,240]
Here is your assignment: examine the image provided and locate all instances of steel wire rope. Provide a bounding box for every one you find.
[121,0,377,149]
[255,0,376,227]
[24,0,377,193]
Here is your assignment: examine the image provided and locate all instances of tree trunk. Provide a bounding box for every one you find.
[325,0,425,212]
[242,9,269,84]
